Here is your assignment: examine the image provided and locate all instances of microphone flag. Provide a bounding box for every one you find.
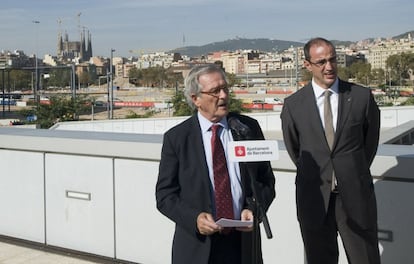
[227,140,279,162]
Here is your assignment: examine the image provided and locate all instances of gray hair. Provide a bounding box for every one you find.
[184,64,227,109]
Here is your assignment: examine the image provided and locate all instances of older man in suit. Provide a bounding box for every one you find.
[281,37,381,264]
[156,64,275,264]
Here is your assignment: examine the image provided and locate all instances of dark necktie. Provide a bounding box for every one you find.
[211,124,234,220]
[324,90,337,191]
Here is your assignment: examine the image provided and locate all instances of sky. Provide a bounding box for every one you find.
[1,0,413,58]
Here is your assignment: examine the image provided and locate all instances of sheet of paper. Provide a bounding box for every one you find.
[215,218,253,228]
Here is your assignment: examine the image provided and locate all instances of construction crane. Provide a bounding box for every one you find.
[77,12,82,38]
[57,18,62,34]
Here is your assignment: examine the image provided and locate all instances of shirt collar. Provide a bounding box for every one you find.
[197,112,228,133]
[312,78,339,98]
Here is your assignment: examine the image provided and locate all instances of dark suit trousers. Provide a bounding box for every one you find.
[209,231,241,264]
[300,193,381,264]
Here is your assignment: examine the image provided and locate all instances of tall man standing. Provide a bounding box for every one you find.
[281,37,381,264]
[156,64,275,264]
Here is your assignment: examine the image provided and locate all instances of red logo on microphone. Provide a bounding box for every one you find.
[234,146,246,157]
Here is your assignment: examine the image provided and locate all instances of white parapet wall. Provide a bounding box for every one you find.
[0,118,414,263]
[50,106,414,135]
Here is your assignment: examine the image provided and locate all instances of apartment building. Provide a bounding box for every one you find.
[366,35,414,70]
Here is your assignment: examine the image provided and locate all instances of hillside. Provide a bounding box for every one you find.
[169,38,303,57]
[168,31,414,57]
[392,30,414,40]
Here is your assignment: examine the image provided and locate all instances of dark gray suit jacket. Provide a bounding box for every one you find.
[281,80,380,229]
[156,112,275,264]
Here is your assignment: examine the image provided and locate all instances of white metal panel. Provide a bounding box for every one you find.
[266,112,282,131]
[381,109,398,128]
[114,159,174,264]
[262,171,305,263]
[45,154,115,258]
[375,180,414,263]
[397,108,414,126]
[0,150,44,243]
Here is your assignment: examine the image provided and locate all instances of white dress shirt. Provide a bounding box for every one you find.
[312,78,339,132]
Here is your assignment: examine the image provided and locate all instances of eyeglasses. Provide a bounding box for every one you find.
[308,56,337,67]
[199,86,229,98]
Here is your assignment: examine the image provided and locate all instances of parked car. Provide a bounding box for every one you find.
[264,97,283,104]
[0,98,17,105]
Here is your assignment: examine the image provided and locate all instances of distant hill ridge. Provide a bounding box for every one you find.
[168,31,414,57]
[169,38,303,57]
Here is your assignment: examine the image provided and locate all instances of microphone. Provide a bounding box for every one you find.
[227,117,276,241]
[228,117,251,140]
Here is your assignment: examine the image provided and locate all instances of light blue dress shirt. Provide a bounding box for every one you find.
[197,112,243,219]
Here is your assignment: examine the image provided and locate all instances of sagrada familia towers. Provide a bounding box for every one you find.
[57,27,92,62]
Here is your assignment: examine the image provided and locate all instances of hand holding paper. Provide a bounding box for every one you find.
[215,218,253,228]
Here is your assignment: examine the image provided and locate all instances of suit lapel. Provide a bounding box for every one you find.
[302,84,328,144]
[334,80,353,147]
[188,114,212,194]
[189,115,210,175]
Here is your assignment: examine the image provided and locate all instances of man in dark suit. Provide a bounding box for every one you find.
[156,64,275,264]
[281,37,381,264]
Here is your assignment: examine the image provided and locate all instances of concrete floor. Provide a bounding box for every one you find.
[0,239,108,264]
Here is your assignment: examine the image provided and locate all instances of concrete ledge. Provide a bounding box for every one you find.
[380,120,414,145]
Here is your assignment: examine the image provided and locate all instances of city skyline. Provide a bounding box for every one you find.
[1,0,413,58]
